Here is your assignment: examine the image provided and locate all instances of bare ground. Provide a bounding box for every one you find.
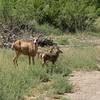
[64,71,100,100]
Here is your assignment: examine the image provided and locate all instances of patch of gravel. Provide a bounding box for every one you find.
[64,71,100,100]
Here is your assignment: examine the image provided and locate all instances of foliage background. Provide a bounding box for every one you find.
[0,0,100,33]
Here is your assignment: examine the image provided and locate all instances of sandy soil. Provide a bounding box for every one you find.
[65,71,100,100]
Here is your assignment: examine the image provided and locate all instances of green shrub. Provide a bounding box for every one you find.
[33,23,63,35]
[0,0,99,33]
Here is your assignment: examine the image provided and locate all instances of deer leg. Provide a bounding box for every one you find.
[13,56,16,65]
[52,61,55,65]
[42,60,48,66]
[42,60,49,73]
[45,62,49,73]
[29,56,31,65]
[32,57,34,65]
[42,59,45,67]
[13,51,18,65]
[37,52,39,58]
[51,61,56,73]
[15,52,21,66]
[51,65,54,74]
[13,51,21,66]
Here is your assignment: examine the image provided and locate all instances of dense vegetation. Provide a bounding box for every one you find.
[0,0,100,33]
[0,1,100,100]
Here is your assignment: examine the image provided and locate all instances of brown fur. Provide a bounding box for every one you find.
[42,46,63,66]
[37,46,55,59]
[12,38,39,66]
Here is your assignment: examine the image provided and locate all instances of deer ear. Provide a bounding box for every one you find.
[59,50,63,53]
[32,34,34,38]
[37,34,42,39]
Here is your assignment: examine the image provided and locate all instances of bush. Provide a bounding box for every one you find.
[33,23,63,35]
[0,0,99,33]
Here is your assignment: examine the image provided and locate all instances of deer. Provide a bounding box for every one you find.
[11,35,41,66]
[40,46,63,73]
[41,46,63,66]
[37,46,55,59]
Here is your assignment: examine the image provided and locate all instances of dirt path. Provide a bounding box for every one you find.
[23,71,100,100]
[64,71,100,100]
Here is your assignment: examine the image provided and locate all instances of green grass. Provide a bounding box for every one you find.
[62,46,99,71]
[0,48,71,100]
[52,75,72,94]
[0,44,99,100]
[0,49,42,100]
[57,37,69,45]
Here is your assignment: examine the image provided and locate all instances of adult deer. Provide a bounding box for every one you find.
[12,35,41,66]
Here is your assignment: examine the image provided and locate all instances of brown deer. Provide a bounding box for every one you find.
[37,46,55,59]
[41,46,63,66]
[11,35,41,66]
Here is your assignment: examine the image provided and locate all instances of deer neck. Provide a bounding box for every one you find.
[34,43,38,51]
[55,51,59,58]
